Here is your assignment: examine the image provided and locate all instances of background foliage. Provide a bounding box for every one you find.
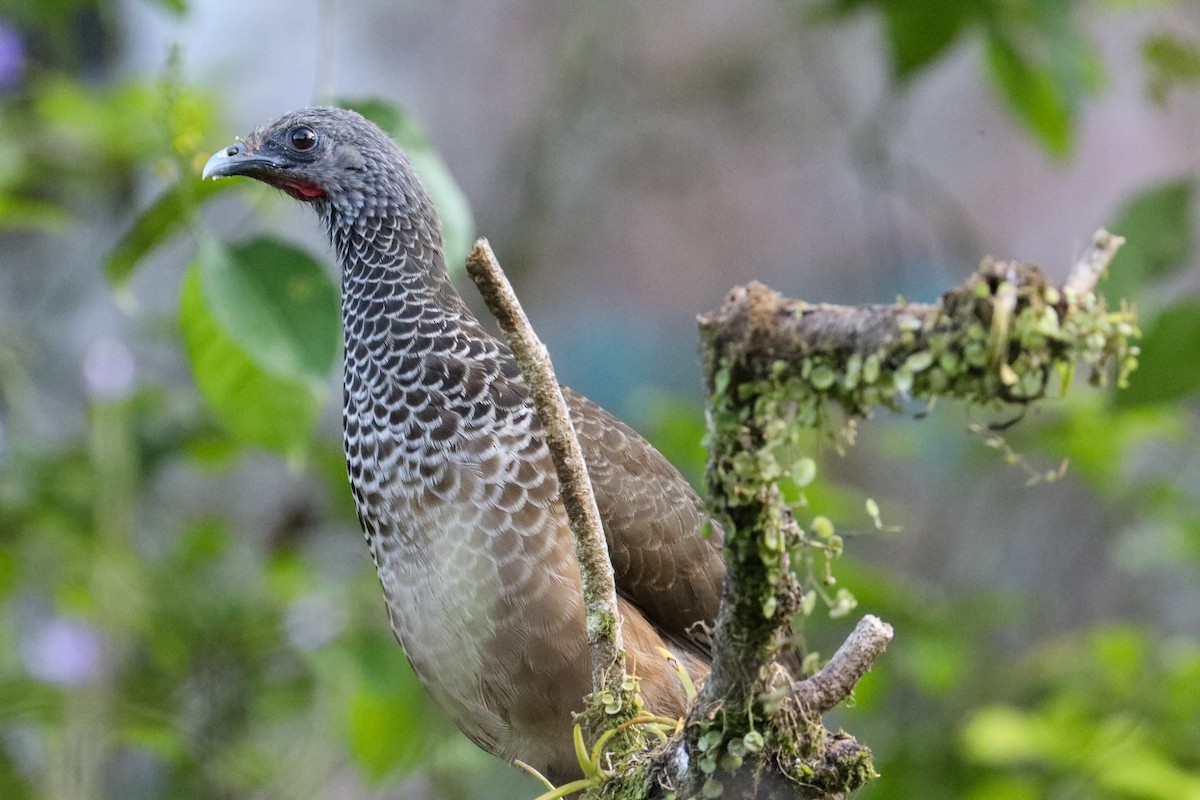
[0,0,1198,798]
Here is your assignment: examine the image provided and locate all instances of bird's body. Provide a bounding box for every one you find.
[204,107,725,781]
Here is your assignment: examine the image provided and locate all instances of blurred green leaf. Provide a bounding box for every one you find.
[903,636,968,695]
[106,178,236,286]
[179,257,321,458]
[341,635,429,781]
[0,196,70,233]
[984,34,1075,159]
[811,0,1103,159]
[806,0,977,76]
[339,97,475,275]
[197,238,339,390]
[33,78,162,166]
[1096,747,1200,800]
[883,0,970,80]
[176,519,232,566]
[642,391,707,489]
[1027,399,1182,489]
[0,678,63,725]
[964,701,1200,798]
[0,550,16,601]
[1160,644,1200,754]
[965,776,1041,800]
[1090,627,1146,695]
[1142,32,1200,104]
[148,0,188,14]
[961,706,1047,763]
[977,0,1104,160]
[1117,296,1200,407]
[120,714,189,762]
[1104,179,1195,301]
[347,691,420,781]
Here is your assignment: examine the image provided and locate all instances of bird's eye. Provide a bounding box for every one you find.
[290,126,318,151]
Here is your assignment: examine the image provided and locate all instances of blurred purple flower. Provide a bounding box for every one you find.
[22,618,105,685]
[0,20,24,91]
[83,337,135,400]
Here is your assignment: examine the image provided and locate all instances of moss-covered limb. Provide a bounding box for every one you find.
[659,343,885,798]
[698,230,1137,423]
[664,230,1136,799]
[465,239,628,705]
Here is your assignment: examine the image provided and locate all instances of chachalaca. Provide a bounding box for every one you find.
[203,107,726,782]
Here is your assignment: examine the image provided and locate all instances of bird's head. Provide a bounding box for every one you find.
[202,106,423,218]
[203,106,445,272]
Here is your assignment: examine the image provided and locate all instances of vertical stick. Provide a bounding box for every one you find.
[465,239,627,694]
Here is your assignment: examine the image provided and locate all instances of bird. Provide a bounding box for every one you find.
[202,107,726,783]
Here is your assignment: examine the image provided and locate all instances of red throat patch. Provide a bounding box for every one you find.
[282,181,326,200]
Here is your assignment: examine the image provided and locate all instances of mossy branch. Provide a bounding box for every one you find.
[699,229,1136,423]
[661,228,1136,799]
[465,239,628,700]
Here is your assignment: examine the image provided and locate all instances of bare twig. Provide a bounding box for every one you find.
[792,615,894,713]
[1065,228,1125,298]
[465,239,627,693]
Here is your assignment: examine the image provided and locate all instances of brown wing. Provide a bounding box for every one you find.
[563,388,725,654]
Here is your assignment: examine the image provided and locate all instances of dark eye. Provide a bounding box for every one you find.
[290,126,317,151]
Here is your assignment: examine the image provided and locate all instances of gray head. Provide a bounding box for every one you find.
[202,106,434,229]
